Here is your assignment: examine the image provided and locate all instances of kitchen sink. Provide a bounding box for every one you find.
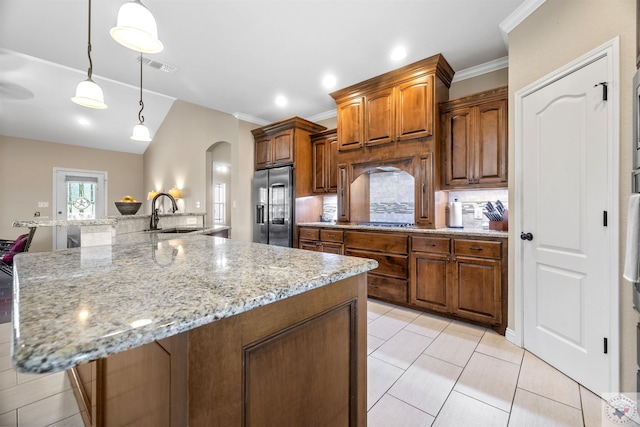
[145,228,204,234]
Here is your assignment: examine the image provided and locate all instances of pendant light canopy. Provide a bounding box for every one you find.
[71,0,107,109]
[110,0,164,54]
[131,55,152,142]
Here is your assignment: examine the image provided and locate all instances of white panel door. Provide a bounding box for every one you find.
[53,169,107,250]
[521,55,611,394]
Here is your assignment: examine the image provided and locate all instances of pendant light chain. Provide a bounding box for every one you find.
[87,0,93,80]
[138,54,145,124]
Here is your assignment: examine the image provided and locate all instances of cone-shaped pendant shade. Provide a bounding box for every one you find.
[110,1,163,53]
[71,78,107,109]
[131,123,152,141]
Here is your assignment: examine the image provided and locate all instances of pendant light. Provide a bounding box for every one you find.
[131,54,152,142]
[110,0,163,54]
[71,0,107,109]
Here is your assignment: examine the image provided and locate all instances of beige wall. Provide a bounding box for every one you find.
[449,68,509,99]
[143,100,258,241]
[0,135,142,252]
[508,0,636,392]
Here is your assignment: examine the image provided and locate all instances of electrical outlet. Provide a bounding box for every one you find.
[38,201,49,208]
[474,205,483,220]
[186,217,197,225]
[195,201,201,209]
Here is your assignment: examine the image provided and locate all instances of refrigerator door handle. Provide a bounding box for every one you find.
[256,205,265,224]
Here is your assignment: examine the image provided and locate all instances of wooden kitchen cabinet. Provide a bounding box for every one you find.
[69,334,188,427]
[336,98,364,151]
[252,117,326,197]
[410,236,451,313]
[441,86,508,188]
[70,274,367,426]
[364,87,395,146]
[337,164,349,222]
[410,234,506,332]
[298,226,344,254]
[331,54,453,151]
[451,239,503,325]
[254,129,294,170]
[395,74,434,141]
[345,230,409,304]
[311,129,338,194]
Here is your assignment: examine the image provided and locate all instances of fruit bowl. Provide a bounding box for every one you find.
[115,202,142,215]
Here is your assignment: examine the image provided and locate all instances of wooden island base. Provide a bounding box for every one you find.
[69,274,367,427]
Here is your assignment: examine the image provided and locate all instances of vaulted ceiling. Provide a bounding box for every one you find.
[0,0,524,154]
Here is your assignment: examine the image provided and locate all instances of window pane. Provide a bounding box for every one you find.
[67,181,96,220]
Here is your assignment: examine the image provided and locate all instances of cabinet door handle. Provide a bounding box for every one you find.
[369,284,379,288]
[428,243,437,247]
[469,247,484,251]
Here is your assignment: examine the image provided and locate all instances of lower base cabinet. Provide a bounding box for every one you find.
[410,235,506,332]
[69,274,367,427]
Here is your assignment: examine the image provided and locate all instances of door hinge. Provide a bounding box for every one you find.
[604,337,608,354]
[595,82,608,101]
[603,211,608,226]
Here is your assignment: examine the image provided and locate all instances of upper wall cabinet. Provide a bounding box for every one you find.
[252,117,326,196]
[331,55,454,151]
[440,86,508,189]
[311,129,338,194]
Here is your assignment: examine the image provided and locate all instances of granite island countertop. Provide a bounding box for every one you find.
[11,235,377,373]
[297,222,508,238]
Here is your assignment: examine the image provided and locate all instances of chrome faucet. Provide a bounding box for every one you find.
[150,192,178,230]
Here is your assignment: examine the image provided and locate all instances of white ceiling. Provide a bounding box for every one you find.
[0,0,525,155]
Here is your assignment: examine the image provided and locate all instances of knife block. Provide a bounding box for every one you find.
[489,210,508,231]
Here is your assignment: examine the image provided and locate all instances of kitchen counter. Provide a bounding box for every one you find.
[297,222,508,238]
[11,234,377,374]
[12,218,117,227]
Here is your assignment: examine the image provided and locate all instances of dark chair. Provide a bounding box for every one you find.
[0,229,36,277]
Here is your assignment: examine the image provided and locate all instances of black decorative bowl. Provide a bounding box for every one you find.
[115,202,142,215]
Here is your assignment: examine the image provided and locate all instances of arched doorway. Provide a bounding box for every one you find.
[206,142,231,231]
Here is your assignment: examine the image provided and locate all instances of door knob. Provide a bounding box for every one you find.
[520,232,533,241]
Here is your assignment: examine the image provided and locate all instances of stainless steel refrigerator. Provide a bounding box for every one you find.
[252,166,293,247]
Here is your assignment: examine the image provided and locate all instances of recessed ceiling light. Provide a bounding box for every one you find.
[390,46,407,61]
[323,74,337,89]
[275,95,287,107]
[77,118,90,126]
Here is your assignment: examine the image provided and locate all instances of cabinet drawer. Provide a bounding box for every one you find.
[412,236,450,254]
[345,249,408,279]
[321,229,344,243]
[345,231,408,254]
[299,228,319,241]
[321,243,343,255]
[367,274,407,303]
[454,239,502,259]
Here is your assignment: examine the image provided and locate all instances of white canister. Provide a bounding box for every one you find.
[448,199,463,228]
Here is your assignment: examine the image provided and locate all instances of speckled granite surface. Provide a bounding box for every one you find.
[13,219,117,227]
[12,235,377,373]
[297,222,508,238]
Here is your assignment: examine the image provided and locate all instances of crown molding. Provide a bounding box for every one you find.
[499,0,547,44]
[306,109,336,122]
[452,57,509,83]
[232,112,270,126]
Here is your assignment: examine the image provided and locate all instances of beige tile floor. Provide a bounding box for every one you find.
[0,300,637,426]
[0,322,83,426]
[367,299,639,427]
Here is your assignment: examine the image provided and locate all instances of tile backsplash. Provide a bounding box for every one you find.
[320,173,508,229]
[448,189,508,229]
[369,172,415,223]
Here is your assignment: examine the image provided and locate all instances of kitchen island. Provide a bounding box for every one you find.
[11,234,377,426]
